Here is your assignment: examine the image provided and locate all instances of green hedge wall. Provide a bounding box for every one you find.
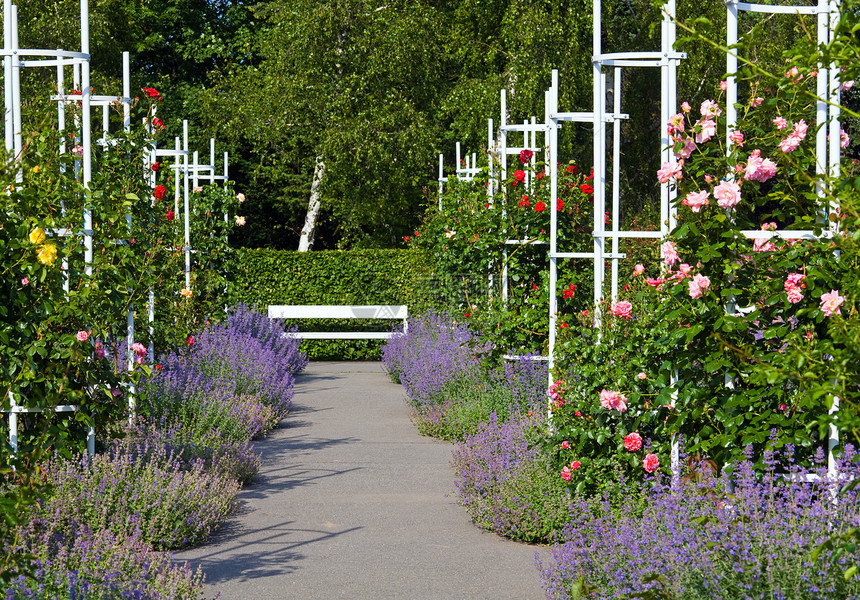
[227,248,433,360]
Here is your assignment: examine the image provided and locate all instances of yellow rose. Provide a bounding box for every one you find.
[32,165,40,173]
[37,243,57,266]
[29,227,46,245]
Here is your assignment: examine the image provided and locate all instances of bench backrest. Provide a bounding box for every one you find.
[267,305,408,340]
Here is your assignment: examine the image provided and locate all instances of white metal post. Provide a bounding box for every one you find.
[610,67,621,302]
[548,70,560,389]
[183,120,191,290]
[3,0,13,153]
[592,0,604,327]
[437,153,444,210]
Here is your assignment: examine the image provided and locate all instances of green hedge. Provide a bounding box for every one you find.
[227,248,433,360]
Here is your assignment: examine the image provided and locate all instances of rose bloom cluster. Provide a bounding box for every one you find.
[667,96,793,217]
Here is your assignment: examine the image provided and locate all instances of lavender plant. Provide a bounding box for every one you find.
[41,437,239,551]
[7,519,205,599]
[452,413,571,544]
[382,310,484,404]
[384,311,547,440]
[142,304,306,444]
[124,418,262,485]
[537,446,860,600]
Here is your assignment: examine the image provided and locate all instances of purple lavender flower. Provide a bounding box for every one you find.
[538,446,860,599]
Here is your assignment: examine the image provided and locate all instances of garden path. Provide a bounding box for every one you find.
[174,361,545,599]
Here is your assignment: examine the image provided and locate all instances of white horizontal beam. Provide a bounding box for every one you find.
[551,252,627,259]
[732,2,822,15]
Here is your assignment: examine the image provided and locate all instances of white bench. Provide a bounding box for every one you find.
[267,305,408,339]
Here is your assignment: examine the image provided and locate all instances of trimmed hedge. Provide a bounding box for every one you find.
[227,248,433,359]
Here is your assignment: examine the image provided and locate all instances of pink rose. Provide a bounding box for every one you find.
[700,99,721,118]
[695,118,716,144]
[673,135,696,160]
[571,461,581,470]
[688,273,711,299]
[793,120,808,140]
[786,287,804,304]
[729,130,744,147]
[561,440,570,450]
[657,161,683,184]
[753,238,776,253]
[683,190,710,213]
[720,80,728,91]
[599,389,628,412]
[20,277,28,286]
[76,331,88,342]
[661,241,679,266]
[561,466,572,482]
[610,301,633,319]
[841,129,850,150]
[637,372,647,380]
[632,264,645,276]
[785,273,805,290]
[131,342,148,357]
[773,116,788,130]
[681,101,691,112]
[667,113,685,134]
[751,97,764,107]
[624,432,643,452]
[643,453,660,473]
[95,344,105,360]
[744,149,777,183]
[713,181,741,209]
[819,290,845,317]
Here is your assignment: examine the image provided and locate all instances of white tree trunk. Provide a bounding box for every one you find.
[298,155,325,252]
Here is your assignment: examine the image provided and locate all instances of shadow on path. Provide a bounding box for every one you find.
[174,361,544,600]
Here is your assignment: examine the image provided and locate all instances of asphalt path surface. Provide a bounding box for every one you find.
[174,361,546,599]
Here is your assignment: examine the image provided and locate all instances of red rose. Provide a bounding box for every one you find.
[643,453,660,473]
[514,170,526,182]
[624,432,643,452]
[566,164,578,174]
[187,336,194,346]
[571,461,581,470]
[580,184,594,195]
[557,198,564,211]
[534,201,547,212]
[519,149,534,164]
[151,162,160,171]
[151,116,165,131]
[142,87,160,98]
[166,210,175,222]
[153,185,166,200]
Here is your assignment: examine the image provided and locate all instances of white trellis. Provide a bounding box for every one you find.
[435,0,845,479]
[722,0,842,481]
[2,0,231,454]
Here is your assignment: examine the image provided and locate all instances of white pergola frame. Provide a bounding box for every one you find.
[435,0,844,479]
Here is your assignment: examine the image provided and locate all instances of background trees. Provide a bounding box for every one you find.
[12,0,832,250]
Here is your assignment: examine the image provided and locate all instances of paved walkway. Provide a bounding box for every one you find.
[175,362,546,599]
